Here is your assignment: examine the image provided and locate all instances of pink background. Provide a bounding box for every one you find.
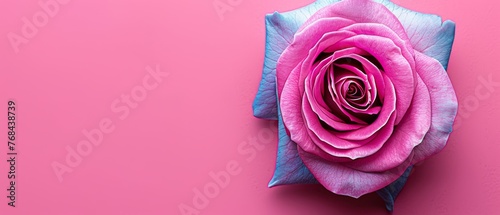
[0,0,499,214]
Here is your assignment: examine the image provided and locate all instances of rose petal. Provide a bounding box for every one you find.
[344,74,432,172]
[375,0,456,69]
[297,146,414,198]
[329,34,414,125]
[376,165,414,211]
[321,64,397,142]
[253,13,294,120]
[309,55,366,129]
[276,17,356,98]
[282,49,355,162]
[253,0,341,119]
[305,74,396,146]
[303,97,397,159]
[412,51,458,163]
[300,0,414,55]
[269,106,318,187]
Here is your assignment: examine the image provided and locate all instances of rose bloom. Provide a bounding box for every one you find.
[252,0,457,205]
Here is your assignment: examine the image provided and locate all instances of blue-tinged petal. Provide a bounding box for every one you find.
[412,51,458,163]
[269,105,317,187]
[376,165,413,212]
[375,0,455,69]
[253,0,339,120]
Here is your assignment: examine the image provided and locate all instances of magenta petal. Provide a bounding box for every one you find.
[342,22,415,68]
[329,75,396,141]
[344,75,432,172]
[280,54,326,156]
[280,47,353,161]
[276,17,356,98]
[298,1,417,124]
[302,94,372,151]
[375,0,456,69]
[333,65,373,111]
[344,54,386,102]
[332,34,414,125]
[412,52,458,163]
[312,47,373,125]
[308,58,365,131]
[308,57,348,124]
[324,67,368,124]
[301,75,397,158]
[299,0,412,50]
[304,98,396,159]
[299,30,356,96]
[297,146,414,198]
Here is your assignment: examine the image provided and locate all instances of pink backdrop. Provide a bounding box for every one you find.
[1,0,499,214]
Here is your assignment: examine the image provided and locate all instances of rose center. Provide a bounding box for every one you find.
[337,77,368,108]
[317,55,382,125]
[345,80,363,99]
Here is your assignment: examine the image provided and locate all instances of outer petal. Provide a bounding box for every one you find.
[253,0,339,119]
[269,105,317,187]
[375,0,456,69]
[412,51,458,163]
[277,17,356,98]
[297,146,414,198]
[376,165,413,211]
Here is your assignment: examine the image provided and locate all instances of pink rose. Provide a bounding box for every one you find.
[253,0,457,210]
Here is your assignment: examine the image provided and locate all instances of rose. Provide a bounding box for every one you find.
[252,0,457,209]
